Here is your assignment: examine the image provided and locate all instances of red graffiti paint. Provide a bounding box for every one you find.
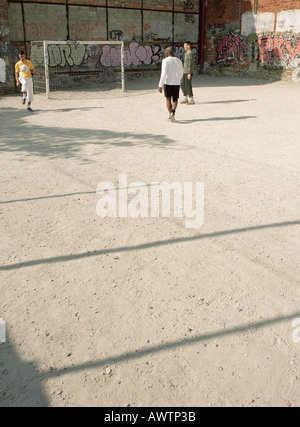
[258,34,300,66]
[217,32,251,64]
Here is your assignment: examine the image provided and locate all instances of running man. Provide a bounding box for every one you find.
[15,51,45,111]
[158,46,184,123]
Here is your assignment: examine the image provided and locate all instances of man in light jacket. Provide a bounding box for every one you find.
[158,46,184,123]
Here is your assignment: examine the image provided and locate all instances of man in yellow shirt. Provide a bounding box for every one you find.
[15,51,45,111]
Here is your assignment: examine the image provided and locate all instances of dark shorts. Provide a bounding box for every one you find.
[164,84,180,101]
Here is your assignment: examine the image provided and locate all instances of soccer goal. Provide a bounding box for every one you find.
[29,40,125,98]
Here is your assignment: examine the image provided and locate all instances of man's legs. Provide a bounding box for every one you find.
[186,74,194,103]
[180,75,188,103]
[166,98,178,113]
[22,91,27,104]
[26,78,34,111]
[181,74,194,104]
[166,97,178,122]
[164,85,179,122]
[166,97,172,114]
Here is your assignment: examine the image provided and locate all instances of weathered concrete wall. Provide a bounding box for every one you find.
[70,6,106,41]
[8,3,68,41]
[3,0,199,93]
[7,0,200,44]
[0,0,15,94]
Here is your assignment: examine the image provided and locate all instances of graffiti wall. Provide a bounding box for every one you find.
[258,33,300,68]
[29,41,197,73]
[216,32,252,65]
[4,0,199,91]
[30,41,198,68]
[205,1,300,75]
[28,39,198,90]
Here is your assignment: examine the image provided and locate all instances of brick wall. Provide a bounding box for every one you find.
[205,0,300,76]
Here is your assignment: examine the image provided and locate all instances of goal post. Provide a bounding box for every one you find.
[30,40,125,98]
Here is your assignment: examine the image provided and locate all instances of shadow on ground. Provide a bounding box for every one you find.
[1,307,300,407]
[0,108,180,160]
[0,333,48,407]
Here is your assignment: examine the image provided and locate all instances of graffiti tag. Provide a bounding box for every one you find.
[258,34,300,67]
[30,41,162,69]
[216,32,252,64]
[100,42,161,67]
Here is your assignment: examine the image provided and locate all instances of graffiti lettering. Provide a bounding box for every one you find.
[216,32,252,64]
[29,43,44,66]
[125,26,138,37]
[183,0,196,23]
[184,14,196,24]
[100,42,161,67]
[174,45,197,63]
[30,42,93,68]
[23,23,60,39]
[110,30,124,41]
[146,33,158,41]
[48,44,86,67]
[183,0,195,10]
[29,42,198,71]
[70,22,100,40]
[258,34,300,67]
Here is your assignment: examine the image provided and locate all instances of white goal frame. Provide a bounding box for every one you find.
[41,40,125,98]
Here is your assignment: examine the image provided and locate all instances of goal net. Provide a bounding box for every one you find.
[29,40,125,98]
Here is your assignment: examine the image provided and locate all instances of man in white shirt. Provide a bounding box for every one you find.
[158,46,184,122]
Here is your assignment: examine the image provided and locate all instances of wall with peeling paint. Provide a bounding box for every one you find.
[205,0,300,77]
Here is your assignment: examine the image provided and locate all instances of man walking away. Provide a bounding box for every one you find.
[181,41,195,105]
[15,50,45,111]
[158,46,184,123]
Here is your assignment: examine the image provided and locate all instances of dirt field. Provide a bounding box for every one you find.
[0,75,299,407]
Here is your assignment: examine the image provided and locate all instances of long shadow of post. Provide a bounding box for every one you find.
[1,220,299,271]
[41,309,300,380]
[1,311,300,406]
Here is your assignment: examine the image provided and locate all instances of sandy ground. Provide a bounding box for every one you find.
[0,75,300,407]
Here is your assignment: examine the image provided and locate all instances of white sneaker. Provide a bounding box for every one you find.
[180,98,188,104]
[169,114,176,123]
[188,99,195,105]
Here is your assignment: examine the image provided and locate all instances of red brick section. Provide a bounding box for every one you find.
[257,0,300,13]
[204,0,300,66]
